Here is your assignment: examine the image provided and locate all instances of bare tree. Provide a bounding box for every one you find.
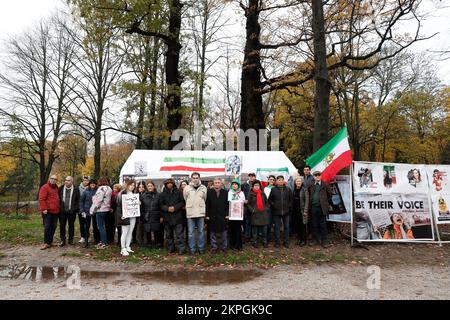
[0,16,78,187]
[66,8,126,178]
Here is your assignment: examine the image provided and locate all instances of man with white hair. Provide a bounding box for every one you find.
[58,176,80,246]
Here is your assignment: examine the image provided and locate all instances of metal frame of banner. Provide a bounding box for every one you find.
[351,160,449,245]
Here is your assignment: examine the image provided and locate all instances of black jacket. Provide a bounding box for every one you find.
[159,187,185,226]
[247,190,270,226]
[59,186,80,213]
[268,185,292,216]
[140,191,162,232]
[206,188,229,233]
[115,190,131,226]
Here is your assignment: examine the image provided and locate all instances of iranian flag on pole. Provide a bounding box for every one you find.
[306,127,352,182]
[160,157,226,173]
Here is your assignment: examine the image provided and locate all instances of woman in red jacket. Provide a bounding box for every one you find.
[39,175,61,250]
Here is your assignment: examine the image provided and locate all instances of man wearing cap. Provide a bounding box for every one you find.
[241,173,256,242]
[160,178,186,254]
[306,171,332,248]
[268,175,293,248]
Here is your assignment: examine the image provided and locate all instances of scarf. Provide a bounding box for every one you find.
[63,185,74,211]
[254,189,264,211]
[191,180,201,188]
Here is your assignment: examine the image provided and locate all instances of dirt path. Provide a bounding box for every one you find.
[1,243,449,300]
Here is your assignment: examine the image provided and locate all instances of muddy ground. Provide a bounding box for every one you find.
[0,241,449,300]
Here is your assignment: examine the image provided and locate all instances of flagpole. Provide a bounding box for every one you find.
[350,161,354,247]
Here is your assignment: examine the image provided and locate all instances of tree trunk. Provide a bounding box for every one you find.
[311,0,331,152]
[148,37,160,150]
[165,0,183,149]
[240,0,265,136]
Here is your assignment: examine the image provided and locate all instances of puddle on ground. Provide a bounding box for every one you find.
[0,264,263,285]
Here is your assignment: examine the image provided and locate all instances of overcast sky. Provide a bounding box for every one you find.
[0,0,449,144]
[0,0,448,78]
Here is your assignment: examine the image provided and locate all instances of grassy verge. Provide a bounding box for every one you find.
[0,212,359,267]
[0,252,5,259]
[0,213,43,245]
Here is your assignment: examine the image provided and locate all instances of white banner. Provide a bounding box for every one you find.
[355,193,433,241]
[353,162,428,194]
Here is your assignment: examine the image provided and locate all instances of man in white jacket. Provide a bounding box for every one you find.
[183,172,208,255]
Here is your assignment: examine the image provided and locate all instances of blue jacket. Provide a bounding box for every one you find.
[80,188,97,214]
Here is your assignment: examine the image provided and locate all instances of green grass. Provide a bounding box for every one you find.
[0,194,35,202]
[0,213,43,245]
[0,252,5,259]
[61,251,83,258]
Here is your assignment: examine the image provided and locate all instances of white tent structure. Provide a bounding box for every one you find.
[119,150,298,184]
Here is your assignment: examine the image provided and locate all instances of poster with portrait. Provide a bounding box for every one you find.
[426,165,450,194]
[122,194,141,218]
[353,162,428,194]
[226,155,243,176]
[355,193,433,241]
[229,200,244,221]
[425,165,450,225]
[327,175,351,223]
[134,161,148,177]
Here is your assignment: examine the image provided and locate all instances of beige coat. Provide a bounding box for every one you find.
[183,183,208,218]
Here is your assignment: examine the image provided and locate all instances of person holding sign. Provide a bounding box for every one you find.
[247,180,270,248]
[160,178,186,255]
[115,180,138,256]
[228,179,245,251]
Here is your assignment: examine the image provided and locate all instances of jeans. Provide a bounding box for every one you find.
[274,215,290,245]
[121,217,136,250]
[210,231,227,250]
[311,206,328,242]
[187,217,205,254]
[59,210,76,242]
[165,223,186,253]
[96,212,108,244]
[252,225,268,246]
[42,213,59,245]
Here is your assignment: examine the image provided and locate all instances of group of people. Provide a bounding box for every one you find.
[38,166,333,257]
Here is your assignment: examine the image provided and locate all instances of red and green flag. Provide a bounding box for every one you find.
[306,127,352,182]
[159,156,226,173]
